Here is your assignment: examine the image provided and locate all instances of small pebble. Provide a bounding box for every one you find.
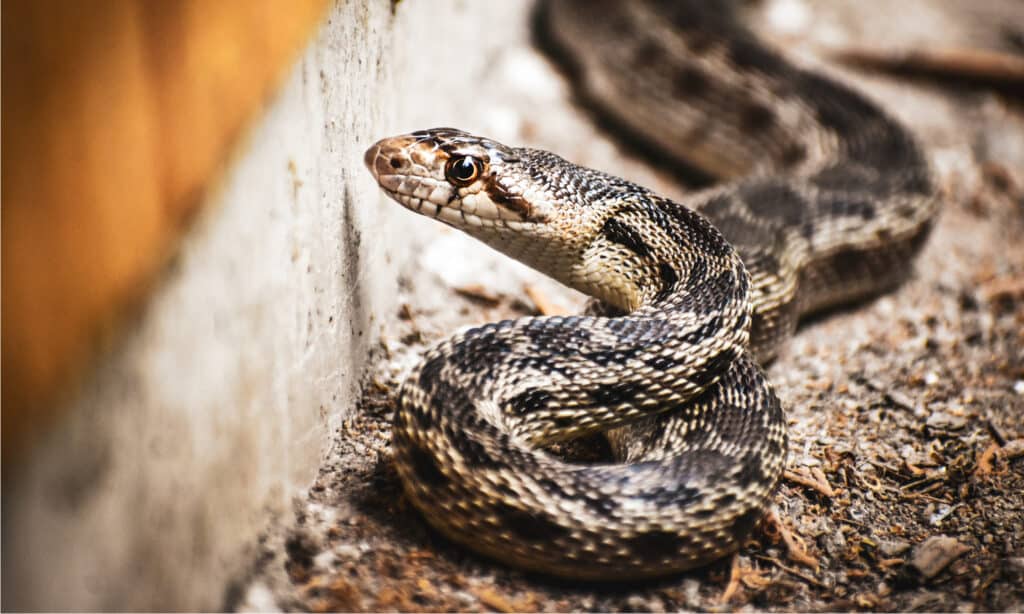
[312,551,336,570]
[681,578,702,608]
[824,530,848,557]
[334,543,361,560]
[237,583,280,613]
[912,536,970,579]
[878,539,911,557]
[1006,557,1024,574]
[1003,439,1024,460]
[886,390,918,411]
[453,591,478,606]
[927,412,967,430]
[929,504,960,526]
[627,594,664,613]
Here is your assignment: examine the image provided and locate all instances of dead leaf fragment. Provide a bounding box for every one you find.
[474,587,517,613]
[974,442,1000,476]
[784,467,836,497]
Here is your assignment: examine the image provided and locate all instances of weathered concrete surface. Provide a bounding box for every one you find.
[2,1,529,610]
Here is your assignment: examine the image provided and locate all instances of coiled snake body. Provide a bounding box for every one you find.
[364,0,939,579]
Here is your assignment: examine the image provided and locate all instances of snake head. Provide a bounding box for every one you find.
[365,128,657,308]
[364,127,560,227]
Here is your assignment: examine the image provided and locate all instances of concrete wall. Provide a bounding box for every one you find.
[2,1,531,610]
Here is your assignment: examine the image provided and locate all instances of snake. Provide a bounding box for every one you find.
[363,0,939,580]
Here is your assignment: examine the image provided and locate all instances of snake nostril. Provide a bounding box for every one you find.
[389,158,403,170]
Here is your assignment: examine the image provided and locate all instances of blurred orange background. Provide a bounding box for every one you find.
[2,0,328,464]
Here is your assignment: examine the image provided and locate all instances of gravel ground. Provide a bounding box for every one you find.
[231,2,1024,611]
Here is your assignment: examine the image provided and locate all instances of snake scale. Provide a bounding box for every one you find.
[364,0,939,579]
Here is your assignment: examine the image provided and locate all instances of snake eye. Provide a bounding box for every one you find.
[445,156,482,186]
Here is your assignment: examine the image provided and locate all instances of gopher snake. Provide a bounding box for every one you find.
[364,0,939,579]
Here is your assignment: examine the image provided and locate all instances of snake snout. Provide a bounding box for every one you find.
[364,141,396,181]
[364,136,419,183]
[363,143,381,177]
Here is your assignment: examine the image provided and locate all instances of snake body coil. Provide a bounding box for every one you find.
[364,0,939,579]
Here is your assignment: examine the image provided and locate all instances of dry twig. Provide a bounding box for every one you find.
[523,284,570,316]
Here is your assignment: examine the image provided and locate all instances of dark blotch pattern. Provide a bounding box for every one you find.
[684,257,708,290]
[654,262,679,303]
[387,0,938,576]
[401,402,433,431]
[811,164,868,192]
[835,198,876,220]
[633,41,663,65]
[589,381,644,407]
[726,35,786,74]
[582,493,618,516]
[739,101,775,132]
[508,388,555,414]
[623,530,689,559]
[491,502,571,543]
[688,347,737,389]
[738,181,807,227]
[602,217,652,257]
[644,353,678,371]
[780,143,807,168]
[450,332,513,375]
[417,354,446,391]
[408,443,448,487]
[684,268,735,315]
[681,316,723,346]
[654,198,734,258]
[674,65,709,96]
[522,318,592,349]
[451,431,504,469]
[800,72,877,136]
[584,345,643,366]
[512,354,575,379]
[730,506,764,540]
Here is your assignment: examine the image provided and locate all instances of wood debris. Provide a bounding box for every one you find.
[974,441,1001,476]
[454,283,503,305]
[472,587,517,613]
[523,284,571,316]
[764,509,818,570]
[833,45,1024,93]
[784,466,837,497]
[718,555,743,604]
